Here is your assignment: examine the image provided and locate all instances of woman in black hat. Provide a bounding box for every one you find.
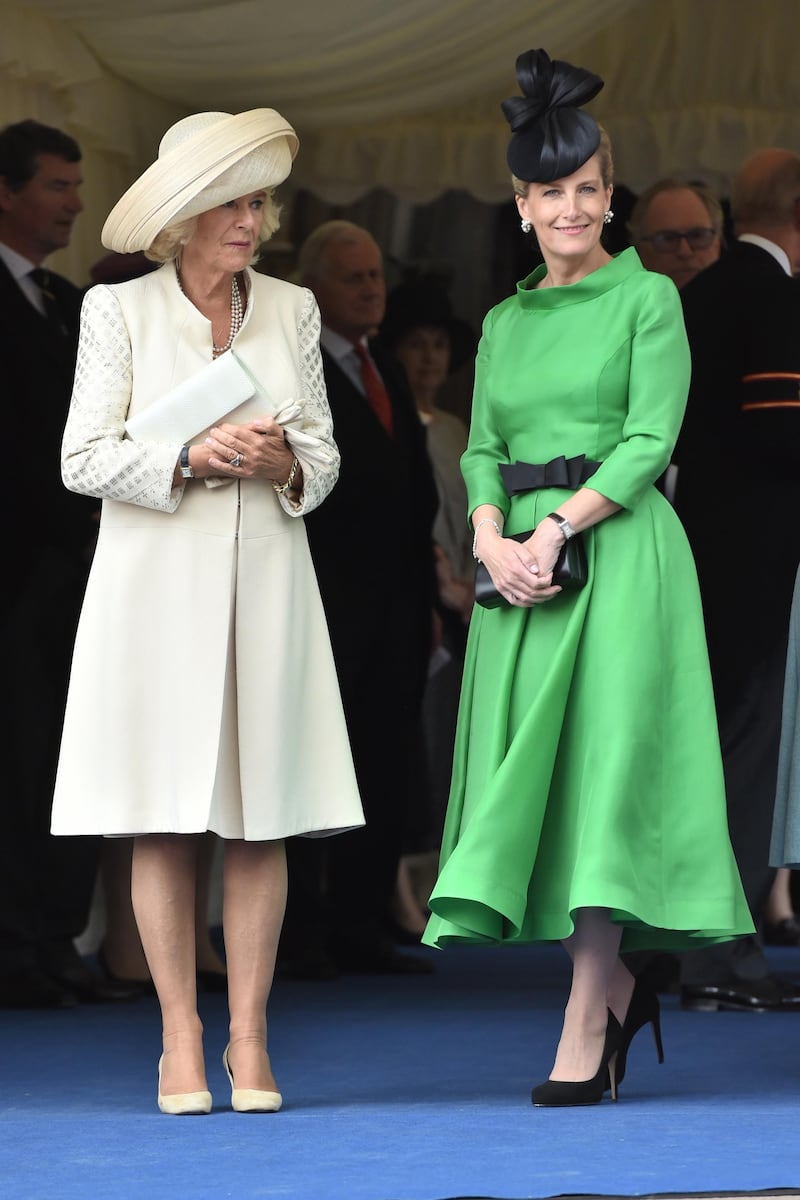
[422,49,752,1106]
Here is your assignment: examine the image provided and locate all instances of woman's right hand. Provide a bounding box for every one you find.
[476,523,561,607]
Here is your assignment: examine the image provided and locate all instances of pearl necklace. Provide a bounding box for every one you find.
[175,265,243,358]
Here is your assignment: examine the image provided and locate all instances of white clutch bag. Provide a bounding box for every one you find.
[124,351,271,443]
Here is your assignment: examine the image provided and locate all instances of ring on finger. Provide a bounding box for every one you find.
[230,452,243,468]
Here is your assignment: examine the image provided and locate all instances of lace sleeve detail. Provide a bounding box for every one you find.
[277,288,340,517]
[61,287,183,512]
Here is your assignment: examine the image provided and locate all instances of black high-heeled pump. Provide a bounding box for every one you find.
[531,1010,622,1107]
[610,974,665,1090]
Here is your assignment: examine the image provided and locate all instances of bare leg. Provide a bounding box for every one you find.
[390,855,429,936]
[100,837,150,981]
[223,838,287,1092]
[551,907,625,1082]
[131,834,207,1096]
[765,867,795,924]
[195,832,227,977]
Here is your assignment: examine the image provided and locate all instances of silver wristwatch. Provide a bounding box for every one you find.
[545,511,576,540]
[179,445,194,479]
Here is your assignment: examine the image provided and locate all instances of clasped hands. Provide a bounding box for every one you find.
[202,416,294,481]
[479,523,564,607]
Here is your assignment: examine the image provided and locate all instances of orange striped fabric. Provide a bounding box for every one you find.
[740,372,800,411]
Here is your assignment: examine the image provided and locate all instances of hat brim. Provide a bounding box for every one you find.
[102,109,299,254]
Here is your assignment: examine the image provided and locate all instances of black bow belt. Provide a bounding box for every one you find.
[498,455,601,497]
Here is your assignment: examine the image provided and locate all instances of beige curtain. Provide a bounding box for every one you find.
[3,0,799,284]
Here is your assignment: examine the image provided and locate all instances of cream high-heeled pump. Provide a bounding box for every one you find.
[157,1055,212,1115]
[223,1044,282,1113]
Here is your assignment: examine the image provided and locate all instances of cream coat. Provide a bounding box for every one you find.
[51,265,364,839]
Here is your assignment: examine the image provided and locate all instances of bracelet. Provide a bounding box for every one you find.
[472,517,502,562]
[272,455,299,496]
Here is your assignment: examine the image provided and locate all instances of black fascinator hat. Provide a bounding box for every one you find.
[501,48,604,183]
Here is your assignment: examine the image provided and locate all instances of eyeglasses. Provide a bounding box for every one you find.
[639,227,717,253]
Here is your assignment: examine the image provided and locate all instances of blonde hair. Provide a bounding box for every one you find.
[146,190,282,264]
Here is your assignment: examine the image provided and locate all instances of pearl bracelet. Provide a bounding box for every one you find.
[272,455,299,495]
[472,517,502,562]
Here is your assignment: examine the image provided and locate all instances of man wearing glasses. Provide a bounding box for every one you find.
[628,179,724,290]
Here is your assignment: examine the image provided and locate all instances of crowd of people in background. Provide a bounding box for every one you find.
[0,59,799,1111]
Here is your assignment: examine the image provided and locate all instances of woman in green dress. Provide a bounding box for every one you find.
[422,48,753,1106]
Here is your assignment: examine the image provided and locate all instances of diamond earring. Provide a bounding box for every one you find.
[603,210,614,225]
[520,218,532,233]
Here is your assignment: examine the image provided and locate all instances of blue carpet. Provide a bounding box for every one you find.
[1,943,799,1200]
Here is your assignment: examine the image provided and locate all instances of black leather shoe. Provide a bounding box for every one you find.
[0,968,79,1010]
[51,960,144,1004]
[681,976,800,1012]
[763,916,800,947]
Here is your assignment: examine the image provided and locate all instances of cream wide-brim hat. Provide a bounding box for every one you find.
[101,108,299,254]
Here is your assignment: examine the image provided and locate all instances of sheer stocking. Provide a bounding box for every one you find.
[222,838,287,1093]
[131,834,206,1096]
[552,907,626,1082]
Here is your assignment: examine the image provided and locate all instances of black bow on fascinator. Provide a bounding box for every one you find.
[501,48,604,182]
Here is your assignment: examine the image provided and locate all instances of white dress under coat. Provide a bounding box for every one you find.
[51,264,364,840]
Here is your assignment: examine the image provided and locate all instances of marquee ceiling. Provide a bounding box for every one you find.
[4,0,798,278]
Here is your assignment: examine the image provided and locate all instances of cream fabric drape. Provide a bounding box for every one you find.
[3,0,799,284]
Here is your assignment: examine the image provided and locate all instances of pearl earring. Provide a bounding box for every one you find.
[603,210,614,225]
[520,218,532,234]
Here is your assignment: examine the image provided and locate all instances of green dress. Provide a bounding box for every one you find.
[423,249,754,953]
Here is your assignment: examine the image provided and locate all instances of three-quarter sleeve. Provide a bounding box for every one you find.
[274,287,340,517]
[585,274,691,510]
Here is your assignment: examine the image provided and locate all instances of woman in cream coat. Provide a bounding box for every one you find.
[51,109,363,1114]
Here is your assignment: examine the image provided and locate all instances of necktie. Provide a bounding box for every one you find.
[353,343,394,436]
[30,267,67,336]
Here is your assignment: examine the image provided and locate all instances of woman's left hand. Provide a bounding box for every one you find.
[205,416,295,482]
[508,522,566,607]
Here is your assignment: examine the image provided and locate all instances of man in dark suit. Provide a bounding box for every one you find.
[0,119,138,1007]
[673,148,800,1012]
[277,220,439,976]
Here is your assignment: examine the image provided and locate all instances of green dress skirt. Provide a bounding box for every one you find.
[423,249,753,953]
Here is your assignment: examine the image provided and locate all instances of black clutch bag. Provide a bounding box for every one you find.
[474,529,587,610]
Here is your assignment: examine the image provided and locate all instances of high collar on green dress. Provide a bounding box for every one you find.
[516,247,643,310]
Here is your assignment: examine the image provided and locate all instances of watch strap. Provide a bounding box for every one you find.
[545,511,575,540]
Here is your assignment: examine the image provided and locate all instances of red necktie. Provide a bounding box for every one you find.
[353,343,394,436]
